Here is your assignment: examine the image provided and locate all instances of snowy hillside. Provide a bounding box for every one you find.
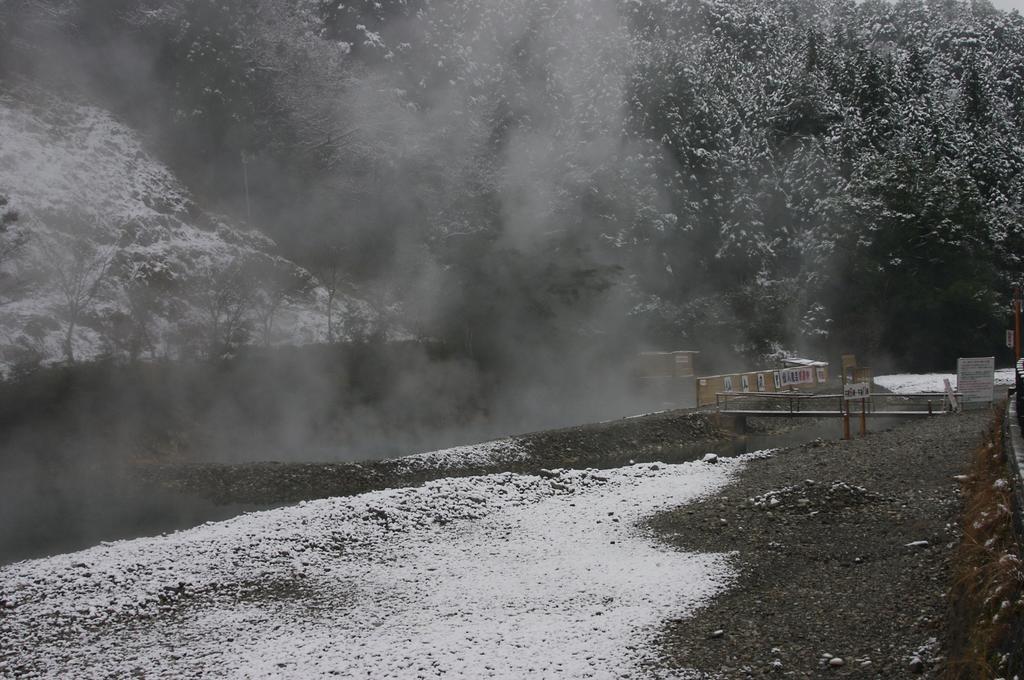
[5,0,1024,368]
[0,83,380,371]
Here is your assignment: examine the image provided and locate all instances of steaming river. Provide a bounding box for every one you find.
[0,416,882,565]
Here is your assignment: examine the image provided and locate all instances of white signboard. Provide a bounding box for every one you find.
[956,356,994,408]
[674,353,693,376]
[723,376,734,392]
[779,367,814,387]
[843,382,870,400]
[816,366,826,383]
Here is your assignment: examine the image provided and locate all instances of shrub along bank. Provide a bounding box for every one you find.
[945,407,1024,680]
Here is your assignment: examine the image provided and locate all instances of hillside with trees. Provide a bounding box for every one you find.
[2,0,1023,376]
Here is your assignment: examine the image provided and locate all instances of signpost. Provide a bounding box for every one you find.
[843,382,871,439]
[843,382,871,400]
[1014,286,1022,362]
[673,352,694,377]
[956,357,995,409]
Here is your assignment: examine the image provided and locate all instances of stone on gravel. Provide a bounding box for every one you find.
[702,453,719,464]
[829,657,845,667]
[634,408,994,678]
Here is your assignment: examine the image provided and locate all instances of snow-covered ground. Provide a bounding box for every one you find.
[386,437,529,474]
[0,457,759,678]
[876,369,1014,394]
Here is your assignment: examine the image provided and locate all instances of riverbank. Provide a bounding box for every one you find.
[2,405,1011,678]
[2,409,734,564]
[134,409,731,506]
[649,409,992,678]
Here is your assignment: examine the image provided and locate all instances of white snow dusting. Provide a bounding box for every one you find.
[0,85,387,369]
[876,369,1014,394]
[0,458,753,678]
[387,437,529,474]
[875,374,957,394]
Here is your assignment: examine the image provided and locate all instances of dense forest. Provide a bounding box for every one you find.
[2,0,1023,377]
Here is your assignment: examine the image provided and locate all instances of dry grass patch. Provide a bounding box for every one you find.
[945,408,1024,680]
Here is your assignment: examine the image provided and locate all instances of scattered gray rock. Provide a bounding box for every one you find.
[649,410,995,678]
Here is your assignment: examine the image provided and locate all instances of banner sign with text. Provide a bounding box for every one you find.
[779,367,814,387]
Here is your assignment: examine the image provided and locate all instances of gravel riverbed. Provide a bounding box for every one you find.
[136,410,729,506]
[648,409,993,679]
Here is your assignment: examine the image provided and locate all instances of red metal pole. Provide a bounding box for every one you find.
[1011,284,1019,364]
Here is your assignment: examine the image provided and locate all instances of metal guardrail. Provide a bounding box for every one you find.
[715,388,964,441]
[716,392,843,415]
[715,391,962,415]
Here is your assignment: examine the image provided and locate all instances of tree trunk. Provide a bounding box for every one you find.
[262,313,274,347]
[64,319,76,363]
[326,290,335,343]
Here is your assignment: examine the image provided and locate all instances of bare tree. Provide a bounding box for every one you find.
[193,259,255,359]
[108,259,164,362]
[248,255,308,347]
[309,245,348,343]
[34,230,115,363]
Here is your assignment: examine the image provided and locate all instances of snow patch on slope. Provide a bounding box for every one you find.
[386,437,529,474]
[875,374,957,394]
[0,84,383,370]
[0,88,191,221]
[876,369,1014,394]
[0,458,750,678]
